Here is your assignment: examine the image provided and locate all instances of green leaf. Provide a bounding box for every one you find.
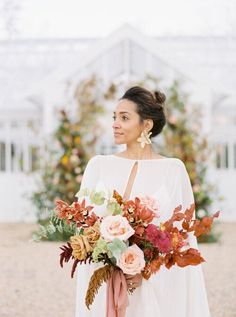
[107,238,127,263]
[92,238,109,262]
[107,201,123,215]
[76,188,90,198]
[90,190,106,205]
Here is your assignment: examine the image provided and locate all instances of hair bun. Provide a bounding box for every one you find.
[154,91,166,106]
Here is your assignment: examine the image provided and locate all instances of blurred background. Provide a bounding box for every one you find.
[0,0,235,316]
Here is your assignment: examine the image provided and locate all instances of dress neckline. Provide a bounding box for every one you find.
[110,154,175,162]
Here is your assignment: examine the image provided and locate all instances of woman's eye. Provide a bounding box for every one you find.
[112,116,128,121]
[122,116,128,120]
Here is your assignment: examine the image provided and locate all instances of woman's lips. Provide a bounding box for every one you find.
[114,132,123,137]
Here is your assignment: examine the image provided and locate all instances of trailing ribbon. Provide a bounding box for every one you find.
[106,269,129,317]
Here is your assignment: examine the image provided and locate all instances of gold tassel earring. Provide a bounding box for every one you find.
[137,130,152,149]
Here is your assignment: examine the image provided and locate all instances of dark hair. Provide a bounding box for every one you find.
[120,86,166,138]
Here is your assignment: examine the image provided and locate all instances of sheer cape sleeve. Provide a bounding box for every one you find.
[178,160,198,249]
[74,156,211,317]
[75,155,101,196]
[177,160,211,317]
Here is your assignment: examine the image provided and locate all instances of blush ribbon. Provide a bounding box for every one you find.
[106,269,129,317]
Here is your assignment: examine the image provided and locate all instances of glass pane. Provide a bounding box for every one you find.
[225,144,229,168]
[30,146,39,171]
[234,144,236,169]
[11,143,16,172]
[19,150,24,171]
[0,142,6,171]
[215,144,222,169]
[10,143,24,172]
[11,121,18,128]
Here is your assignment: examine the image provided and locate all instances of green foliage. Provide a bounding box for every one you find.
[31,76,108,240]
[161,80,220,243]
[31,74,220,244]
[32,211,77,241]
[107,238,127,264]
[90,190,106,205]
[107,200,123,215]
[31,110,89,219]
[131,76,220,243]
[92,238,110,262]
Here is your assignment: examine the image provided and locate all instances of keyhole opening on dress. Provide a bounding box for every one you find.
[123,161,138,201]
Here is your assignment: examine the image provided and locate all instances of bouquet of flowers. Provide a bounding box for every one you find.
[55,188,219,315]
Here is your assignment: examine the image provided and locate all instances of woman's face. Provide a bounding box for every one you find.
[112,99,145,145]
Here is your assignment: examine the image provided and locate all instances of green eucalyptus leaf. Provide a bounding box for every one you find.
[76,188,90,198]
[92,238,109,262]
[107,238,127,263]
[90,190,106,205]
[107,201,123,215]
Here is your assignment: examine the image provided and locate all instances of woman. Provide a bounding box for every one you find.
[75,86,211,316]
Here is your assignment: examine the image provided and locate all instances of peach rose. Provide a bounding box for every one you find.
[118,244,145,275]
[140,195,158,213]
[100,215,135,242]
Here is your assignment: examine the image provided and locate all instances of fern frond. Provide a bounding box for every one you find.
[85,265,114,309]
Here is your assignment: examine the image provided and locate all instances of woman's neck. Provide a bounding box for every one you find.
[124,144,156,160]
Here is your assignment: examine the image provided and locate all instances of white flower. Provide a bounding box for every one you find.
[197,209,207,218]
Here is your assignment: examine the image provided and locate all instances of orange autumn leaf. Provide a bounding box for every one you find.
[135,225,145,236]
[182,220,190,230]
[184,203,195,222]
[139,207,156,223]
[173,205,183,214]
[193,211,220,237]
[113,190,123,204]
[142,257,163,279]
[172,213,185,221]
[163,205,184,230]
[163,253,176,269]
[174,248,205,267]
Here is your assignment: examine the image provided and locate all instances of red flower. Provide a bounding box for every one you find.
[145,224,157,241]
[146,224,172,253]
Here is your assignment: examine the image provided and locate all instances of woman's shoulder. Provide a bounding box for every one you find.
[108,152,184,162]
[89,153,186,165]
[85,154,102,167]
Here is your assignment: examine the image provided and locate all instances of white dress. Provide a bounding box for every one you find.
[75,154,211,317]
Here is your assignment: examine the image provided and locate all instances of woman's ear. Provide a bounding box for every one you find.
[145,119,153,132]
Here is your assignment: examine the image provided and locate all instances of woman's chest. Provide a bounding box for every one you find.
[95,161,177,220]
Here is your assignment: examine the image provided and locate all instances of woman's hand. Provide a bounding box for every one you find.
[125,273,142,291]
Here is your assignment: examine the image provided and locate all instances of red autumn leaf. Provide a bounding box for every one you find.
[60,242,73,268]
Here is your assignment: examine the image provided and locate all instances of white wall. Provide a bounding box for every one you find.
[0,173,37,222]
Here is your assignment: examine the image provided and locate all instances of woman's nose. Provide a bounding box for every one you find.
[112,120,121,129]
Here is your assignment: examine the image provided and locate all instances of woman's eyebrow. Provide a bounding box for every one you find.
[113,111,130,114]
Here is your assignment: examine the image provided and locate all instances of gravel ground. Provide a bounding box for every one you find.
[0,222,235,317]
